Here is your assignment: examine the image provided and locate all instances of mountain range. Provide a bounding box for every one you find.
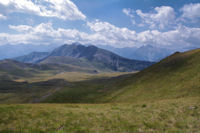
[14,43,154,72]
[0,43,190,62]
[97,45,180,62]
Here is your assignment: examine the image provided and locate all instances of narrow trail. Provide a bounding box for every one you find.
[32,87,61,103]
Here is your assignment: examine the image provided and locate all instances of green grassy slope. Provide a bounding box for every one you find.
[107,49,200,102]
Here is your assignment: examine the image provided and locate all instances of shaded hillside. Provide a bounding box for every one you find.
[0,79,69,103]
[0,59,97,80]
[39,56,97,70]
[0,59,38,79]
[15,52,49,63]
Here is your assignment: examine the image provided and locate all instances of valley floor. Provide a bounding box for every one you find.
[0,97,199,133]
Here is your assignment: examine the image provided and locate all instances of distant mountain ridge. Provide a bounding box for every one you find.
[14,43,154,72]
[0,43,197,62]
[97,45,173,62]
[130,45,172,61]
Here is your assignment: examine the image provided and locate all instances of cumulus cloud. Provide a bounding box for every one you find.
[139,25,200,49]
[180,3,200,22]
[123,4,200,29]
[87,20,137,47]
[0,0,86,20]
[0,21,199,50]
[1,23,88,45]
[136,6,176,29]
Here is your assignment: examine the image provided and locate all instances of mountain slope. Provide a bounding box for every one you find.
[0,59,97,80]
[106,48,200,102]
[14,52,49,63]
[0,59,39,79]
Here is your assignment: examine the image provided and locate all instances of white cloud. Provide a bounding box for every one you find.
[180,3,200,22]
[122,8,135,24]
[142,25,200,49]
[136,6,175,29]
[0,0,86,20]
[9,25,32,32]
[1,21,199,50]
[0,14,7,20]
[87,20,137,47]
[2,23,88,45]
[85,20,200,48]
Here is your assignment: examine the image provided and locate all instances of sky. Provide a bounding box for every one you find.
[0,0,199,50]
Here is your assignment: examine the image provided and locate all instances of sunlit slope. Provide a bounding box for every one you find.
[108,49,200,102]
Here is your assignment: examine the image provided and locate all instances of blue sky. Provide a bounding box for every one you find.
[0,0,199,50]
[73,0,199,30]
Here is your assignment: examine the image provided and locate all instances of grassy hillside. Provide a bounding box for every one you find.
[0,73,132,104]
[0,59,39,79]
[0,59,99,81]
[0,79,69,103]
[106,49,200,102]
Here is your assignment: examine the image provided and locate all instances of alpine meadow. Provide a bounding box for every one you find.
[0,0,199,133]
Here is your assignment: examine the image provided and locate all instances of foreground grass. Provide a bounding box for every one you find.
[0,97,199,133]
